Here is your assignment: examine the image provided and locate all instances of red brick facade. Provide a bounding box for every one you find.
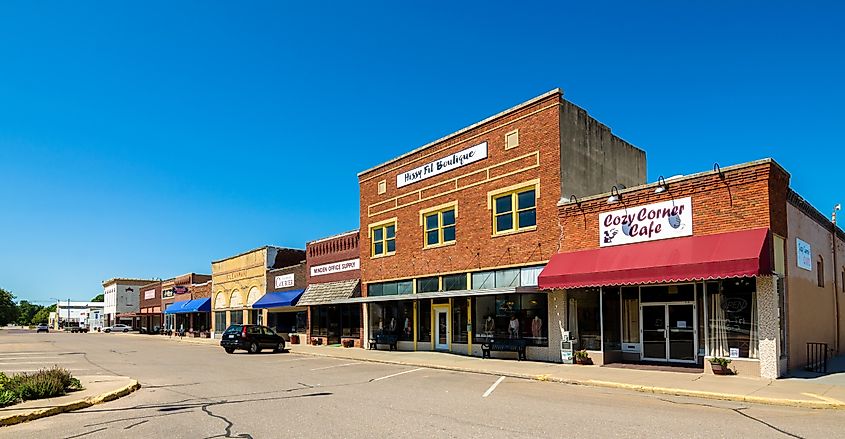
[306,231,360,284]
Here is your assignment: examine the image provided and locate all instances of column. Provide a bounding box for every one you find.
[548,289,568,362]
[757,275,781,379]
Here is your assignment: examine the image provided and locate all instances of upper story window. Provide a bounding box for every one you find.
[370,219,397,257]
[817,256,825,287]
[491,183,538,235]
[421,203,457,248]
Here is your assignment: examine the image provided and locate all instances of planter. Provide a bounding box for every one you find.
[575,358,593,365]
[710,363,731,375]
[342,339,355,348]
[200,332,210,338]
[290,334,300,344]
[311,338,323,346]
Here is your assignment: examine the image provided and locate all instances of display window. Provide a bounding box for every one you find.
[472,294,547,346]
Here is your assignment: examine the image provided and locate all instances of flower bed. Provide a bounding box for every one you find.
[0,367,83,408]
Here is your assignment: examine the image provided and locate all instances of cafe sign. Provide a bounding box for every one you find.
[396,142,487,188]
[599,197,693,247]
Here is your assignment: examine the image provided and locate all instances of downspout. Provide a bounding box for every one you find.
[832,212,840,354]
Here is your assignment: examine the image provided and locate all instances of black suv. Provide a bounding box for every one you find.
[220,324,286,354]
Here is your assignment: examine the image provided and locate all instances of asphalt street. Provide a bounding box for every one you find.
[1,330,843,439]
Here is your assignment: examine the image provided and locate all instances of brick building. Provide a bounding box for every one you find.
[298,231,362,346]
[539,159,845,378]
[255,261,308,340]
[161,273,212,334]
[325,88,646,359]
[139,280,162,332]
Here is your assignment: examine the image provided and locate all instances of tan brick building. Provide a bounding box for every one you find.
[340,89,645,359]
[540,159,845,378]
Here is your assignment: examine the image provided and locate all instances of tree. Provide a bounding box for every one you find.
[91,294,104,302]
[30,304,55,325]
[0,288,17,326]
[16,300,42,325]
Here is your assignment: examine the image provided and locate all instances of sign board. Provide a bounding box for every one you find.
[599,197,693,247]
[143,289,156,300]
[310,258,360,277]
[796,238,812,271]
[162,289,175,298]
[275,273,295,289]
[396,142,487,188]
[729,348,740,359]
[174,285,189,295]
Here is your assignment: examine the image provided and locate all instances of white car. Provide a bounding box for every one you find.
[103,324,131,333]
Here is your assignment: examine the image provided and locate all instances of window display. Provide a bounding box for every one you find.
[418,299,431,342]
[707,278,758,359]
[473,294,547,346]
[621,287,639,344]
[567,288,601,351]
[452,299,468,343]
[602,287,621,351]
[214,311,226,334]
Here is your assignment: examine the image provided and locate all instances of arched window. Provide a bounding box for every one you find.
[817,256,825,288]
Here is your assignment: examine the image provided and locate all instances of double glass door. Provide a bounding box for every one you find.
[641,303,696,363]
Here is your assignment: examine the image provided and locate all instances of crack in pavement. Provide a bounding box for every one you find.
[657,397,806,438]
[202,402,254,439]
[63,427,107,439]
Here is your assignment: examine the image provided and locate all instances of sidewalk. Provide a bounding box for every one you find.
[127,333,845,409]
[0,375,140,427]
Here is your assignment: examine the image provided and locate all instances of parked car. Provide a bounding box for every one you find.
[36,323,49,333]
[103,324,131,333]
[220,324,285,354]
[69,326,89,333]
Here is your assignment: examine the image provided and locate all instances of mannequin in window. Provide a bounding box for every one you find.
[484,315,495,337]
[389,317,397,334]
[508,315,519,339]
[404,316,411,338]
[531,316,543,339]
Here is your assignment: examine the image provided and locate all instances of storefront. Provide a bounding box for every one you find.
[164,298,211,335]
[539,159,845,378]
[211,246,305,337]
[139,281,162,332]
[252,290,306,340]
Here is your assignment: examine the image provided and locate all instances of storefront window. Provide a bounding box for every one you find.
[707,278,758,359]
[568,288,601,351]
[473,294,547,346]
[340,305,360,337]
[399,302,414,341]
[311,306,329,336]
[602,287,621,351]
[472,271,495,289]
[621,287,639,344]
[641,284,695,302]
[249,309,262,325]
[452,299,468,343]
[214,311,226,334]
[417,277,439,293]
[495,269,520,288]
[442,274,467,291]
[268,311,305,333]
[417,299,431,342]
[369,302,401,336]
[229,310,243,325]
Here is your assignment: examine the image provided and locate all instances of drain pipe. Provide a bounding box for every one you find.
[833,205,841,354]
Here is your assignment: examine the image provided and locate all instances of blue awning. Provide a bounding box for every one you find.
[252,290,304,309]
[164,298,211,314]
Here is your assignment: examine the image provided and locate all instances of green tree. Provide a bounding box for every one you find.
[16,300,42,325]
[30,304,55,325]
[0,288,17,326]
[90,294,104,302]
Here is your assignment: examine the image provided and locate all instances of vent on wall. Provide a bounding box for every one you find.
[378,180,387,195]
[505,129,519,150]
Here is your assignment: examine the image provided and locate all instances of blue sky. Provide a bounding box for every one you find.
[1,1,843,304]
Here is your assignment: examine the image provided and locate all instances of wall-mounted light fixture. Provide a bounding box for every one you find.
[569,194,581,208]
[654,175,668,194]
[714,162,725,180]
[607,186,622,204]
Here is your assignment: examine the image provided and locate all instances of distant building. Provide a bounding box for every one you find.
[102,278,156,327]
[54,301,104,329]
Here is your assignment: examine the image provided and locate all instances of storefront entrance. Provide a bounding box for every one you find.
[641,303,696,363]
[433,306,449,351]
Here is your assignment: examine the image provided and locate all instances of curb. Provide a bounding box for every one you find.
[288,349,845,410]
[0,380,141,427]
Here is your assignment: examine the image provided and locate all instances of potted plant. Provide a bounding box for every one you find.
[574,350,592,365]
[709,357,732,375]
[290,334,300,344]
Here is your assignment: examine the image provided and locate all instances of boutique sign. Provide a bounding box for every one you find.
[396,142,488,188]
[599,197,693,247]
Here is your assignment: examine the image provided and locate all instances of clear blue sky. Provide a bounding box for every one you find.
[1,1,843,304]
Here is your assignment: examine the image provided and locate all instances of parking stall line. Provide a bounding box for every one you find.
[482,376,506,398]
[370,367,424,382]
[309,362,358,371]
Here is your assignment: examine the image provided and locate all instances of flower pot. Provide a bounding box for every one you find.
[710,363,730,375]
[290,334,300,344]
[575,358,593,365]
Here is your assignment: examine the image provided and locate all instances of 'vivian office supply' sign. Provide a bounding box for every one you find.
[396,142,487,188]
[599,197,693,247]
[310,258,360,277]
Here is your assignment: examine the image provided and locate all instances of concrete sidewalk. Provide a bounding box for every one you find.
[0,375,140,427]
[126,333,845,409]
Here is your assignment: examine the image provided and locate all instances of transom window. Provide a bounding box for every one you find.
[371,222,396,257]
[424,208,456,247]
[493,187,536,234]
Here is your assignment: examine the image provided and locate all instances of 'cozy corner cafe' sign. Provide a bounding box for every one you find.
[599,197,693,247]
[396,142,488,188]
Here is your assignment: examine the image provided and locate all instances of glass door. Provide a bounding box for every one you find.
[668,304,695,362]
[641,305,667,360]
[434,307,449,350]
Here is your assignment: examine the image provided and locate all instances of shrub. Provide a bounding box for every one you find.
[0,367,83,407]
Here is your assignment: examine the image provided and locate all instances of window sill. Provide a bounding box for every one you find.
[423,241,457,250]
[492,226,537,238]
[370,252,396,260]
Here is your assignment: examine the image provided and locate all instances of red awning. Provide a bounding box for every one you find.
[539,228,772,289]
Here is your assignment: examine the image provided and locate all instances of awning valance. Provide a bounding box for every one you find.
[539,228,772,289]
[252,290,305,309]
[164,298,211,314]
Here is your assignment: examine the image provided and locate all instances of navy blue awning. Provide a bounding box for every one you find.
[164,298,211,314]
[252,290,304,309]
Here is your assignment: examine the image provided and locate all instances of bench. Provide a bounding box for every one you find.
[369,334,398,351]
[481,338,527,361]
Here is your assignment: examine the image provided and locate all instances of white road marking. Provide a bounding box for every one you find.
[310,362,358,371]
[482,376,506,398]
[371,367,424,382]
[0,361,71,364]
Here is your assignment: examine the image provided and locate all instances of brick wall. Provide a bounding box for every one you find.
[140,281,162,309]
[266,263,307,292]
[190,282,212,300]
[306,231,361,284]
[558,160,790,251]
[358,93,563,292]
